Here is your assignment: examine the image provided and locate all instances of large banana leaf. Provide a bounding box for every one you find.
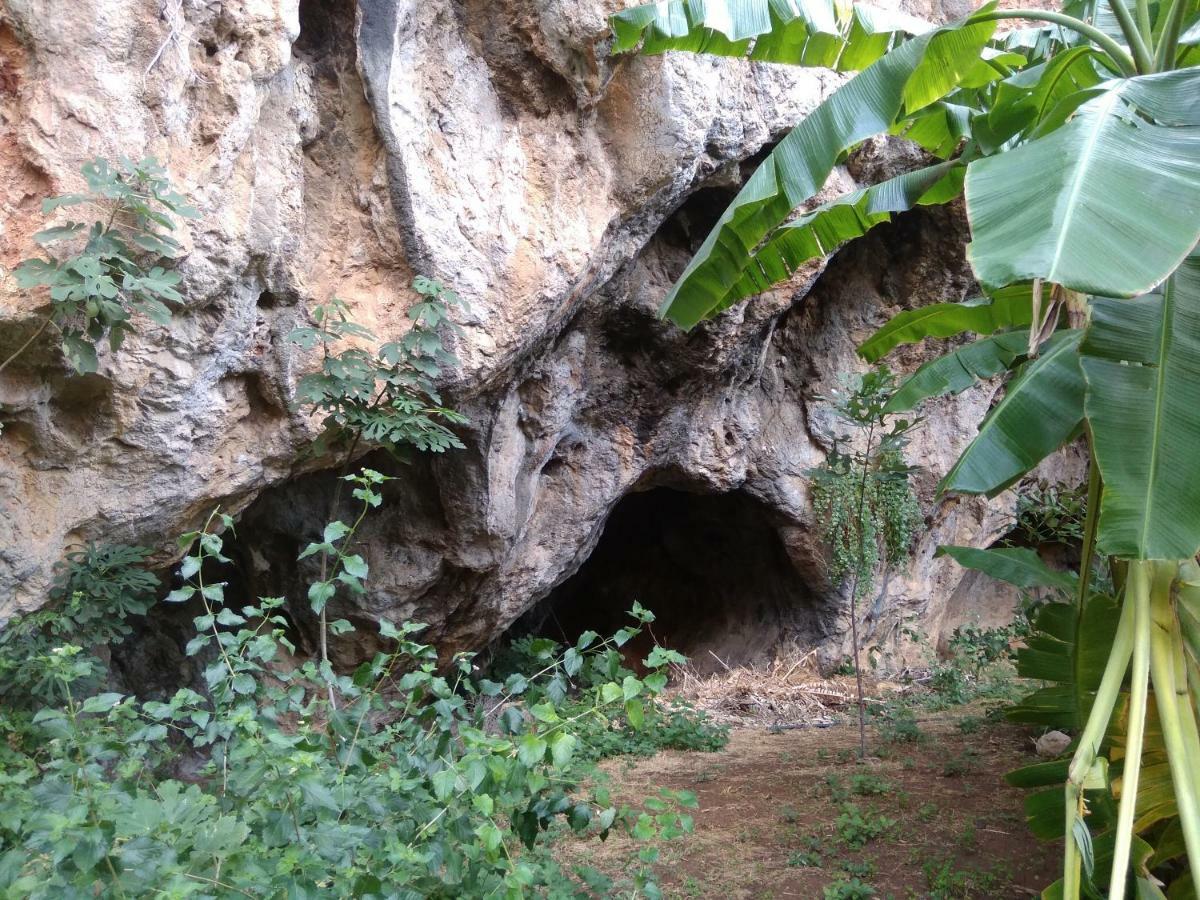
[882,331,1027,413]
[935,545,1077,592]
[1009,595,1123,728]
[713,160,960,307]
[1081,250,1200,560]
[858,283,1033,361]
[940,329,1084,497]
[610,11,997,329]
[966,69,1200,298]
[610,0,932,69]
[974,46,1105,152]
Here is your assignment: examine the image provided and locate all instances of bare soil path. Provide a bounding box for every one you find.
[571,707,1062,898]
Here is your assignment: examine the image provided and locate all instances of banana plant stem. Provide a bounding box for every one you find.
[1108,561,1153,900]
[1153,0,1188,70]
[1135,0,1153,44]
[1077,453,1101,609]
[1064,594,1136,898]
[971,10,1138,75]
[1147,570,1200,876]
[1104,0,1156,71]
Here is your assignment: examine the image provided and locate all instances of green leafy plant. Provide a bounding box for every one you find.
[612,0,1200,891]
[957,715,983,735]
[941,749,981,778]
[823,876,878,899]
[921,855,1009,899]
[851,773,892,796]
[840,859,878,879]
[836,803,895,848]
[288,280,468,696]
[788,848,823,868]
[1009,479,1088,546]
[2,157,195,376]
[287,278,468,459]
[876,706,924,745]
[0,483,697,898]
[0,544,157,708]
[809,365,921,757]
[486,625,728,763]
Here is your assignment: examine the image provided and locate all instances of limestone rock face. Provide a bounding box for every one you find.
[0,0,1072,667]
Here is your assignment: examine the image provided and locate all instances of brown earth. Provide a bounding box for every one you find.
[566,707,1062,898]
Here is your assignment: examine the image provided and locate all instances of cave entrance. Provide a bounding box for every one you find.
[531,488,822,675]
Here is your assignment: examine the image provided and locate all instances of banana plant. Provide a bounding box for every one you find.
[612,0,1200,894]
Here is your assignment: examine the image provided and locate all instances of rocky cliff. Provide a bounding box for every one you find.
[0,0,1068,671]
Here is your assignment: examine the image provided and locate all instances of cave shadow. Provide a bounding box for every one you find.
[518,487,825,675]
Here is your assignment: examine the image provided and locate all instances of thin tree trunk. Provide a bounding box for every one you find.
[848,422,875,760]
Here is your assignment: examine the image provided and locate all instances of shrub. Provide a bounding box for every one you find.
[0,478,696,898]
[486,624,728,763]
[5,157,194,375]
[876,707,923,744]
[835,803,894,848]
[0,544,156,708]
[822,876,877,899]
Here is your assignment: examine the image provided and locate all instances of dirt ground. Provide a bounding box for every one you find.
[568,706,1062,898]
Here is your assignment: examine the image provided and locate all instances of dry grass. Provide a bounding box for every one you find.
[668,646,919,729]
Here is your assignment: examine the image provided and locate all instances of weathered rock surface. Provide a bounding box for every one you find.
[0,0,1076,669]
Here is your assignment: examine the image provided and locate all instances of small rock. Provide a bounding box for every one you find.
[1035,730,1072,758]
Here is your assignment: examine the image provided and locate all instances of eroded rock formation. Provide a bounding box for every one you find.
[0,0,1072,669]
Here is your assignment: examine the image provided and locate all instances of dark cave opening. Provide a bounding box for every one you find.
[522,487,824,674]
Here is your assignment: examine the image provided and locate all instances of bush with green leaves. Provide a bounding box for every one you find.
[1008,479,1088,547]
[287,282,469,690]
[809,365,921,757]
[809,367,922,600]
[487,624,729,763]
[287,278,467,459]
[0,473,697,899]
[0,544,157,709]
[3,157,195,376]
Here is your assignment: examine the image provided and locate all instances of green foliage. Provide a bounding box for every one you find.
[486,623,728,763]
[788,848,823,868]
[941,749,980,778]
[7,157,195,374]
[822,876,877,899]
[1008,479,1087,546]
[0,544,157,708]
[876,708,924,745]
[287,277,467,457]
[947,624,1019,676]
[810,367,921,600]
[850,773,892,796]
[836,803,895,848]
[0,491,698,898]
[921,855,1009,899]
[956,715,984,735]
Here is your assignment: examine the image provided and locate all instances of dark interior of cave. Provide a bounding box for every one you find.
[517,487,824,674]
